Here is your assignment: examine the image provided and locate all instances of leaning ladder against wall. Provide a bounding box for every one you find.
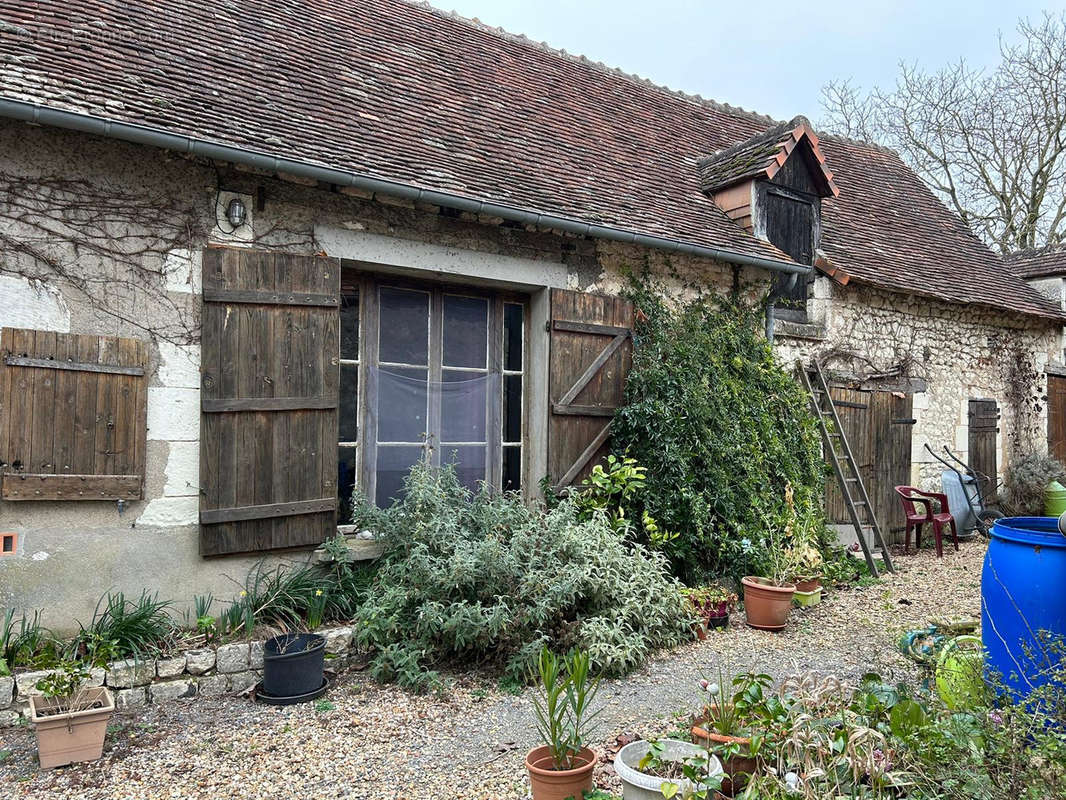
[798,360,895,577]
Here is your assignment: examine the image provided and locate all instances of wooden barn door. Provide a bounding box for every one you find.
[968,399,999,498]
[199,248,340,556]
[548,289,633,492]
[825,387,871,525]
[1049,377,1066,464]
[825,387,913,545]
[870,392,915,542]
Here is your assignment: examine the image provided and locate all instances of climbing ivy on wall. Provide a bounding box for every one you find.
[612,282,828,583]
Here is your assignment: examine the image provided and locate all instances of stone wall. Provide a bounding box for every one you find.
[0,119,755,629]
[0,626,359,727]
[1,116,1060,631]
[775,278,1061,489]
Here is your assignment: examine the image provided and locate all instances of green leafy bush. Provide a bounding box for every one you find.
[612,287,828,583]
[352,461,694,691]
[70,591,175,661]
[0,609,57,672]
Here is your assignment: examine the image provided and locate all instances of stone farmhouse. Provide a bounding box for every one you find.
[0,0,1060,624]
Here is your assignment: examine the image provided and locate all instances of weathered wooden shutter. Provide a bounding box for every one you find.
[0,328,147,500]
[547,288,633,492]
[199,248,339,556]
[968,398,999,498]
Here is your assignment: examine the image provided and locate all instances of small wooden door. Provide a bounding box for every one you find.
[825,387,914,544]
[1049,377,1066,464]
[968,399,999,498]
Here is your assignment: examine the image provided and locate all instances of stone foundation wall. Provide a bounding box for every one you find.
[0,626,358,726]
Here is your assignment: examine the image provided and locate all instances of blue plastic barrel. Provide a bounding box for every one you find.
[982,517,1066,699]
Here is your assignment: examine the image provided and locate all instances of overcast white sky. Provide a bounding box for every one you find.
[442,0,1061,121]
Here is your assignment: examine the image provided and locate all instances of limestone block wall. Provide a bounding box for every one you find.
[775,278,1062,489]
[0,625,360,727]
[0,119,759,629]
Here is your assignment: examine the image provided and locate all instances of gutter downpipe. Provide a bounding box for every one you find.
[0,99,809,332]
[764,302,776,343]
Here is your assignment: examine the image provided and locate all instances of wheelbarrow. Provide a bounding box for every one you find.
[924,444,1004,537]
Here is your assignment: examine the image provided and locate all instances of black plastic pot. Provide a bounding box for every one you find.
[707,613,729,630]
[262,633,326,699]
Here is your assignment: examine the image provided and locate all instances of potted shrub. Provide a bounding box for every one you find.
[614,737,723,800]
[690,672,787,795]
[526,647,600,800]
[790,543,824,606]
[28,660,114,769]
[684,584,737,637]
[743,503,800,630]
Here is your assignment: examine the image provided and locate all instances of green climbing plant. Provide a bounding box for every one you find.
[611,281,829,583]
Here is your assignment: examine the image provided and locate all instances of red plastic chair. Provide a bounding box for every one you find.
[894,485,959,558]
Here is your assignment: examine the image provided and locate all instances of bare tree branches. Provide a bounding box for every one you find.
[820,14,1066,253]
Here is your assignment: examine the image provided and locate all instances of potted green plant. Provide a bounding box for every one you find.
[741,540,796,630]
[684,584,738,637]
[28,659,114,769]
[690,671,788,795]
[526,647,601,800]
[743,488,804,630]
[613,737,723,799]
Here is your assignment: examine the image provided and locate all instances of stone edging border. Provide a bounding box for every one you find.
[0,626,357,727]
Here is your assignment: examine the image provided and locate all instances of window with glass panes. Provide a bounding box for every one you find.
[337,272,525,515]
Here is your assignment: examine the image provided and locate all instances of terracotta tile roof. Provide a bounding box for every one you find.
[0,0,1060,321]
[699,116,838,197]
[1006,245,1066,279]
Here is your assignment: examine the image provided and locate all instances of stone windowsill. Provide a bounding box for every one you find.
[312,530,384,563]
[774,318,828,341]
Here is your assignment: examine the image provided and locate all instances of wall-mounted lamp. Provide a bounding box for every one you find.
[226,197,248,228]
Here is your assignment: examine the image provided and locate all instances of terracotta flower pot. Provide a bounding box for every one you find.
[794,577,822,593]
[741,576,795,631]
[525,745,596,800]
[29,687,114,769]
[690,718,757,796]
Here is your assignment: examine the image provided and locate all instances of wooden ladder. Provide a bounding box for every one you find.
[798,360,895,577]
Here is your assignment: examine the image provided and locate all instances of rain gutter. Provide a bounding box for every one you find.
[0,98,811,282]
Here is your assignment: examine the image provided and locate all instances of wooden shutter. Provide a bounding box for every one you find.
[199,248,340,556]
[547,288,633,492]
[968,398,999,498]
[0,328,147,500]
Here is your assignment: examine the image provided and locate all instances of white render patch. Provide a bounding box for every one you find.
[161,249,202,295]
[135,496,198,528]
[147,387,200,442]
[0,275,70,331]
[157,341,201,389]
[162,441,199,498]
[30,551,48,561]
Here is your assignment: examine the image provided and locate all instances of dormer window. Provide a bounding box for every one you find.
[699,116,839,322]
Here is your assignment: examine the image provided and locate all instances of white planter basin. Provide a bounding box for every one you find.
[614,739,723,800]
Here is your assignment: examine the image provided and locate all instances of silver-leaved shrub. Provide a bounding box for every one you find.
[352,460,694,692]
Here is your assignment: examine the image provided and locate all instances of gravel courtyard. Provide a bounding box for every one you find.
[0,540,985,800]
